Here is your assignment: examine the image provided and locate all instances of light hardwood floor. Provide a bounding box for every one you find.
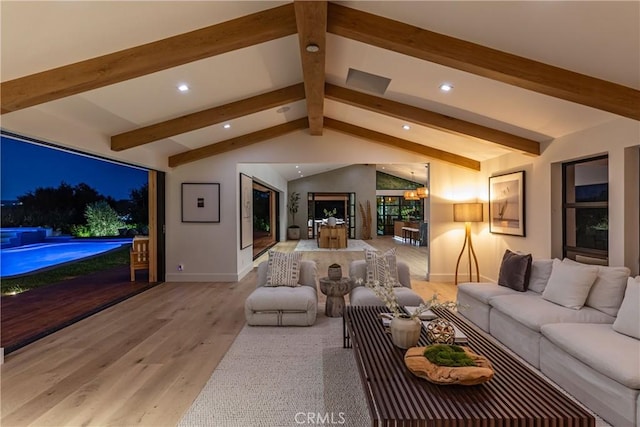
[1,236,456,426]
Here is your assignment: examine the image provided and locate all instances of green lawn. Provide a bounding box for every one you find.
[1,246,130,295]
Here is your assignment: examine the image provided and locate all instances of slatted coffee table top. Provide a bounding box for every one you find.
[345,306,595,427]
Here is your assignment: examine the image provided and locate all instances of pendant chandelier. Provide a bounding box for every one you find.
[404,172,420,200]
[416,186,429,198]
[403,189,419,200]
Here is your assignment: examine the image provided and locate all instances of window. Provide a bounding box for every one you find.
[563,156,608,262]
[376,196,423,235]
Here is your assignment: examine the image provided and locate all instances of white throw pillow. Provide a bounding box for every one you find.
[542,259,598,309]
[528,259,554,294]
[612,277,640,339]
[563,258,630,316]
[364,248,399,286]
[265,250,303,287]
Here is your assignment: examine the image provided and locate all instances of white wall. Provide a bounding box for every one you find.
[477,117,640,280]
[164,128,450,282]
[288,164,377,240]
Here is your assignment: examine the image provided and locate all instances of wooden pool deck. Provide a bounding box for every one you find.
[1,266,156,354]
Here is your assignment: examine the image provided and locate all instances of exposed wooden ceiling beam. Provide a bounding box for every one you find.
[168,118,309,167]
[112,84,305,151]
[1,4,297,114]
[324,117,480,171]
[294,1,327,135]
[325,83,540,155]
[328,3,640,121]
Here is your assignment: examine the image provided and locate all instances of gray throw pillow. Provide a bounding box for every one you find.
[497,249,532,292]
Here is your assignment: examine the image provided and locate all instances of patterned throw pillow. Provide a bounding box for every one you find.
[266,250,303,287]
[364,248,400,287]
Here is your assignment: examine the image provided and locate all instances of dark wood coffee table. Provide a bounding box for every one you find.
[344,305,595,427]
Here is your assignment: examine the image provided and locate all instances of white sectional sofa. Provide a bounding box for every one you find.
[457,255,640,427]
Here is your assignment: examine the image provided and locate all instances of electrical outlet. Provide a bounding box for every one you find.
[178,264,184,271]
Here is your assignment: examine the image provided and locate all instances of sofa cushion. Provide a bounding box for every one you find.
[350,285,423,307]
[497,249,532,292]
[490,292,615,332]
[245,285,317,312]
[528,259,553,294]
[364,248,399,286]
[564,258,630,316]
[457,282,519,304]
[542,259,597,309]
[265,250,303,287]
[541,323,640,389]
[613,277,640,339]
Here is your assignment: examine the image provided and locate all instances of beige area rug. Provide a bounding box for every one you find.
[294,239,375,252]
[178,311,371,427]
[179,308,610,427]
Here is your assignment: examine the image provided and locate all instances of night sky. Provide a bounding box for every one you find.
[1,135,148,201]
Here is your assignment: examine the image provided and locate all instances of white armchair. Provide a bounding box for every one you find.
[245,259,318,326]
[348,259,424,306]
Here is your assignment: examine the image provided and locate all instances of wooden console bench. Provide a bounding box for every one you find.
[344,306,595,426]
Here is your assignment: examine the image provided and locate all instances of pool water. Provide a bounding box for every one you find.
[1,240,131,277]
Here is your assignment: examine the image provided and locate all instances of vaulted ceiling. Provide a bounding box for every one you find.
[1,1,638,180]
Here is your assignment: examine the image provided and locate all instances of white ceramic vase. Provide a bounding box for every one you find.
[389,316,421,349]
[327,216,337,227]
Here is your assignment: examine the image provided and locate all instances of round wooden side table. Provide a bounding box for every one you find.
[319,277,351,317]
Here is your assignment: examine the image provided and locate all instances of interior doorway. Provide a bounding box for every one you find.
[307,192,356,239]
[252,182,278,258]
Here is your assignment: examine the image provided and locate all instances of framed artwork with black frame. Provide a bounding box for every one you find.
[181,183,220,223]
[240,173,253,249]
[489,171,525,236]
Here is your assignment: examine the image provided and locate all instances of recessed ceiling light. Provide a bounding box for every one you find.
[277,106,291,114]
[223,123,231,129]
[295,165,299,168]
[306,43,320,53]
[439,83,453,92]
[177,84,189,92]
[402,124,411,130]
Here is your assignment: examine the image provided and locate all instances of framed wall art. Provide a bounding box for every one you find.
[240,173,253,249]
[181,183,220,223]
[489,171,525,236]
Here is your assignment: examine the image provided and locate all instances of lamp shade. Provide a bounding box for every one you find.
[404,190,419,200]
[453,203,483,222]
[416,186,429,198]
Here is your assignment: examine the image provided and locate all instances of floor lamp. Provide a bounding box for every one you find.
[453,203,483,286]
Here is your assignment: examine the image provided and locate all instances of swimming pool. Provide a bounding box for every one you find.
[1,240,131,277]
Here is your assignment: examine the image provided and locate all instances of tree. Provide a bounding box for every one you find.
[85,201,124,236]
[14,182,104,233]
[127,183,148,226]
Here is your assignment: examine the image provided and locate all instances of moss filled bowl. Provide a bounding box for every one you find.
[404,344,494,385]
